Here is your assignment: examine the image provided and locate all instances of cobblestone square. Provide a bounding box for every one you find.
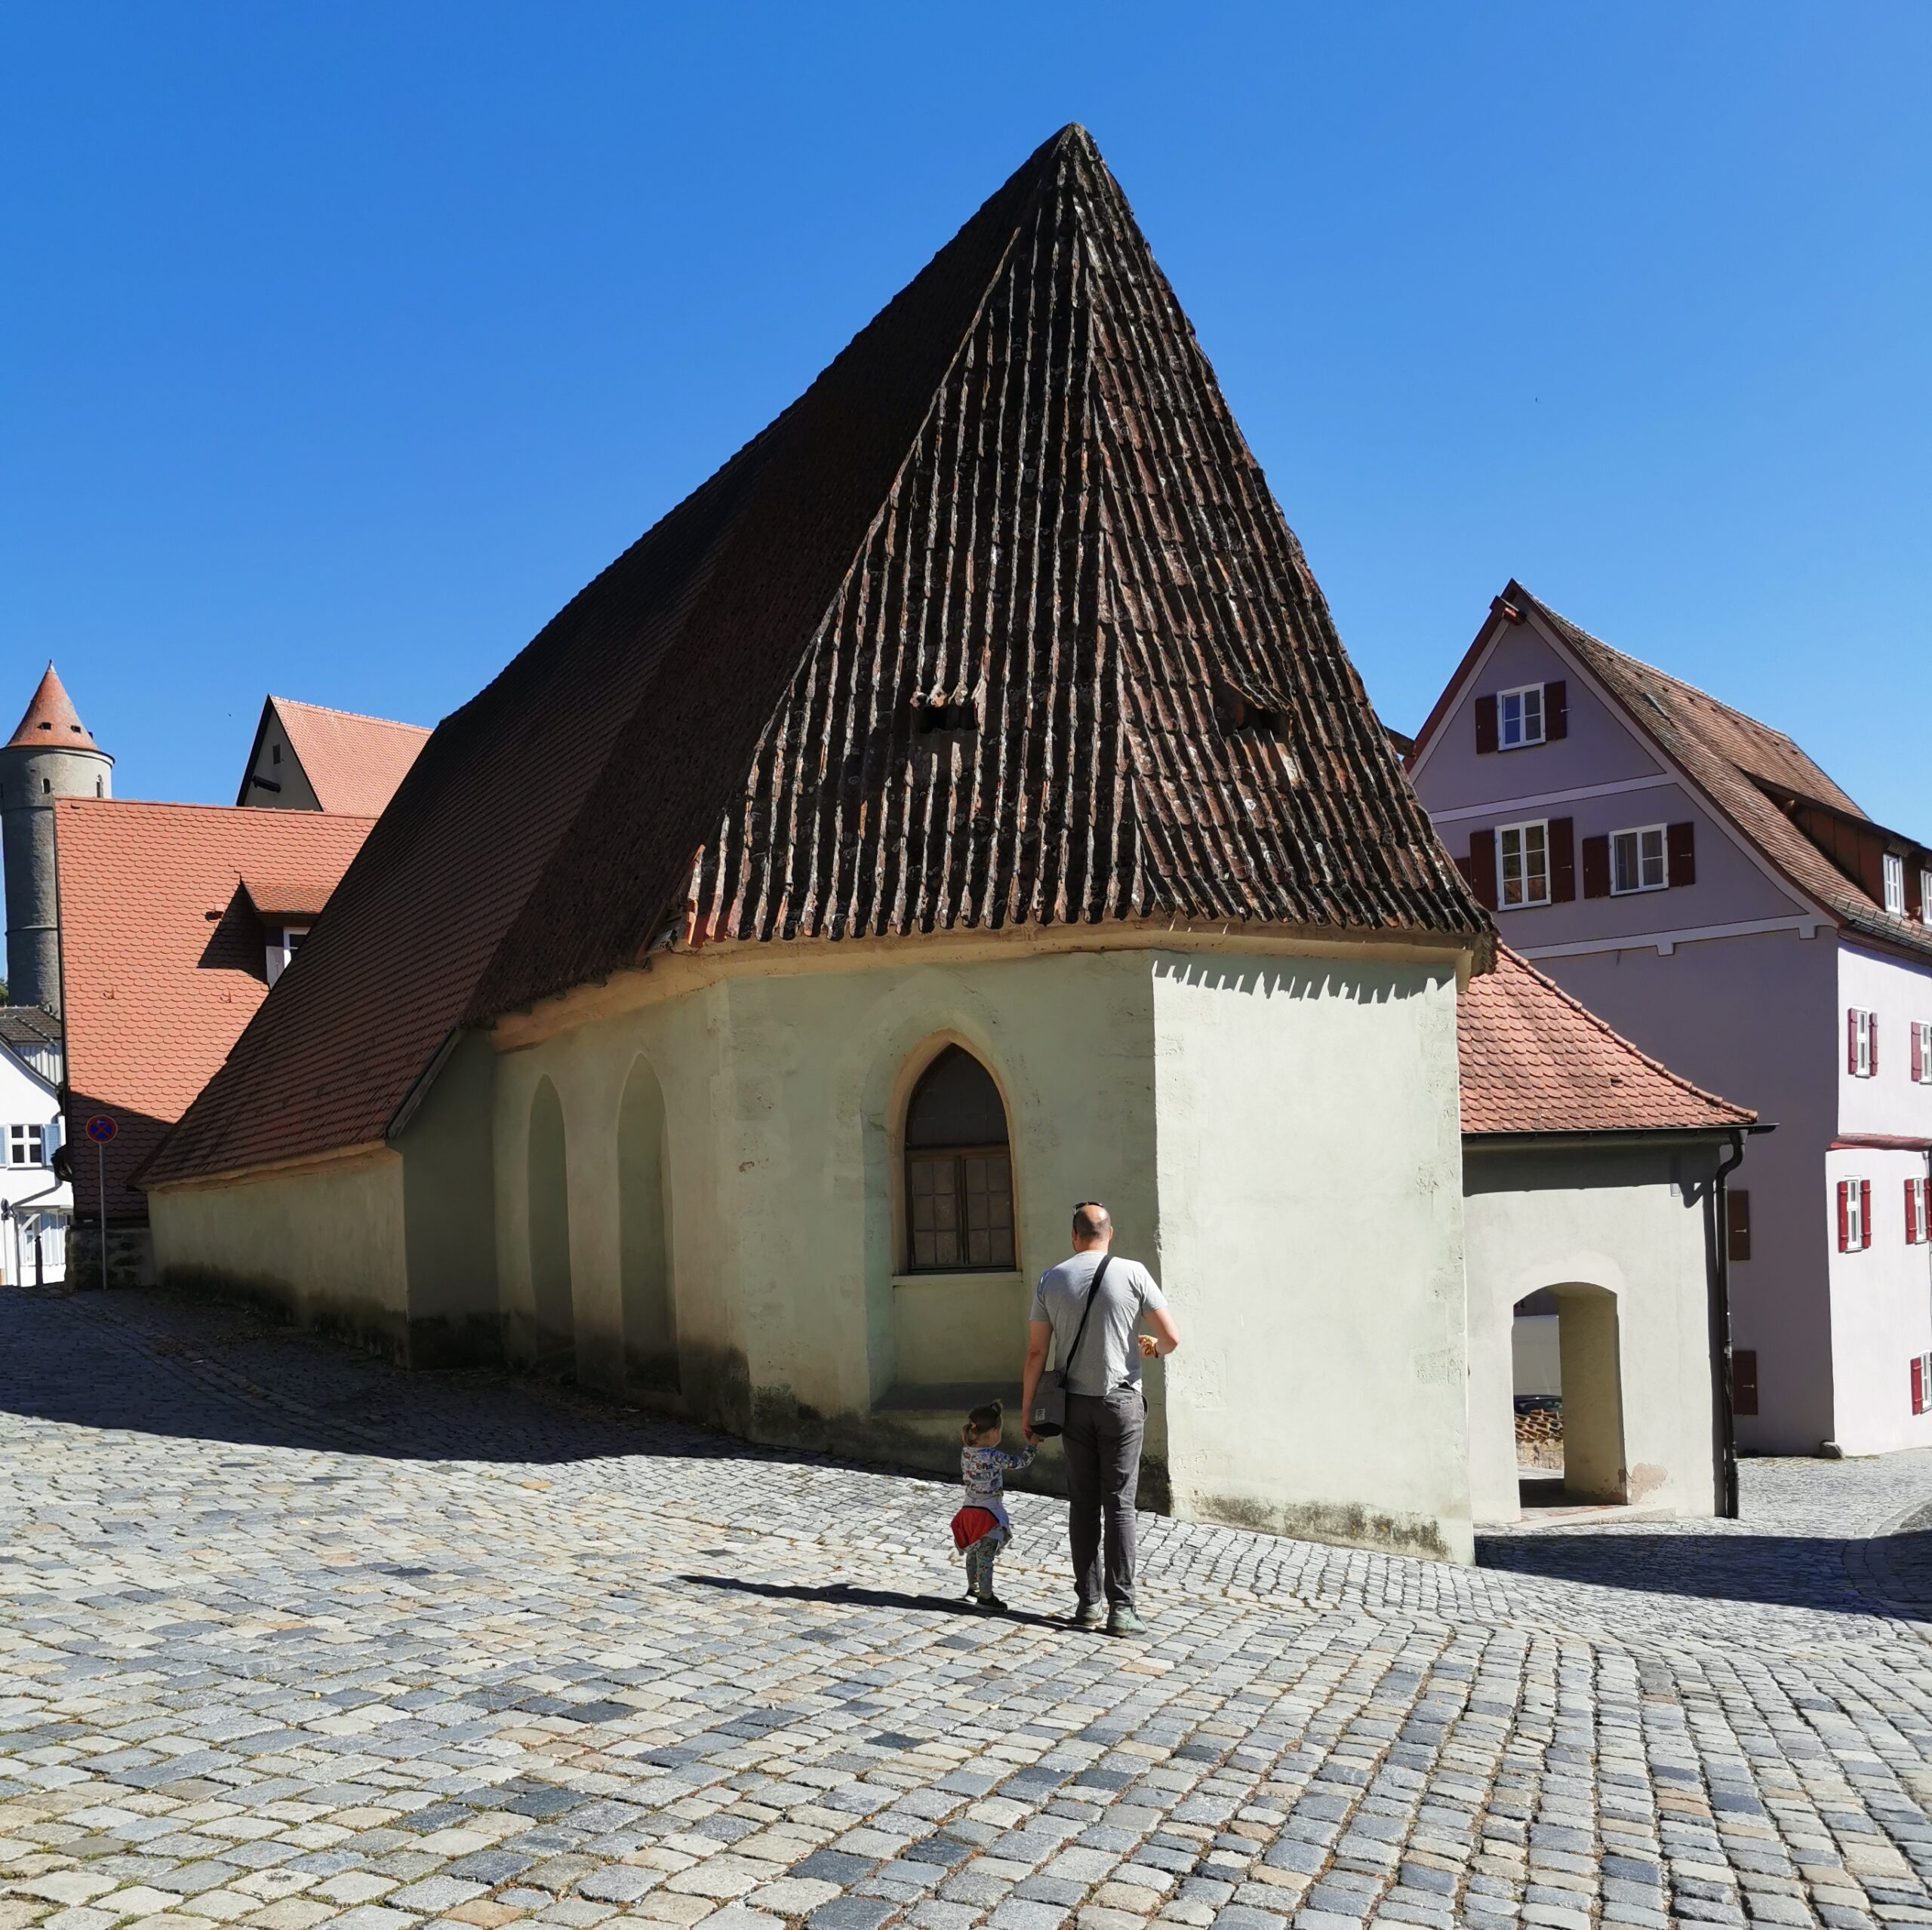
[2,1289,1930,1930]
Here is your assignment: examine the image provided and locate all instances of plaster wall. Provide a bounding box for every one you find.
[240,714,321,811]
[1463,1142,1722,1524]
[1410,621,1663,807]
[1838,944,1932,1142]
[1149,953,1474,1563]
[151,1152,411,1351]
[1825,1142,1932,1455]
[1543,932,1837,1452]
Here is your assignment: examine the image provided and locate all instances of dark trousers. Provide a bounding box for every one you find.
[1063,1388,1146,1609]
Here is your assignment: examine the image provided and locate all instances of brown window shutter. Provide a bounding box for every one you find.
[1870,1016,1878,1076]
[1838,1180,1850,1252]
[1733,1348,1758,1417]
[1914,1024,1924,1083]
[1861,1178,1872,1247]
[1474,694,1498,755]
[1727,1189,1752,1262]
[1909,1180,1920,1246]
[1548,817,1576,902]
[1581,834,1611,899]
[1847,1010,1858,1074]
[1466,832,1499,910]
[1666,820,1697,887]
[1453,853,1475,888]
[1543,680,1568,741]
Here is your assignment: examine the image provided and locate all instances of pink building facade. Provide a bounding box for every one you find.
[1409,583,1932,1455]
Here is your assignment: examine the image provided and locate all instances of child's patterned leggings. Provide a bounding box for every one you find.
[964,1525,1008,1597]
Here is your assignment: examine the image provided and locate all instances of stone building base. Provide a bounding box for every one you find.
[67,1221,156,1289]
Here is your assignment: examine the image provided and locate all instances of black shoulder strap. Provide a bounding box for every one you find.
[1057,1254,1113,1377]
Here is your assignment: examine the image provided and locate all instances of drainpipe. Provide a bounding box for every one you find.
[1711,1128,1749,1520]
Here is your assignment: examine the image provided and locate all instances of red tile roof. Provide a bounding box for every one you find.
[8,664,102,752]
[146,125,1487,1191]
[236,868,344,921]
[53,801,374,1218]
[268,698,431,816]
[1509,583,1932,963]
[1460,946,1755,1137]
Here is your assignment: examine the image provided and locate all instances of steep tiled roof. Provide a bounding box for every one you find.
[0,1007,61,1050]
[1509,582,1932,962]
[8,664,103,753]
[268,698,431,816]
[53,801,373,1218]
[1460,947,1755,1137]
[146,125,1486,1190]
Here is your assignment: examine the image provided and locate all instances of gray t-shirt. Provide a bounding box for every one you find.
[1029,1251,1167,1397]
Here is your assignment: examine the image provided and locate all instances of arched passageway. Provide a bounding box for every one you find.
[1512,1282,1626,1506]
[618,1056,678,1392]
[526,1078,576,1376]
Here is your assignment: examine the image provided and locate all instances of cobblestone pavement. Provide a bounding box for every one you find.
[2,1290,1931,1930]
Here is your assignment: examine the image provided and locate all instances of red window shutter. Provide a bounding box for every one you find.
[1849,1010,1859,1074]
[1549,817,1577,902]
[1474,694,1499,755]
[1581,834,1611,899]
[1467,832,1499,911]
[1914,1024,1924,1083]
[1544,680,1568,741]
[1727,1188,1751,1263]
[1916,1355,1925,1417]
[1909,1179,1920,1246]
[1453,853,1475,887]
[1666,821,1697,887]
[1869,1016,1878,1076]
[1860,1178,1872,1249]
[1838,1180,1850,1252]
[1732,1348,1758,1417]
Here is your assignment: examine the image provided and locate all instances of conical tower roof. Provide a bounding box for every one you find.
[149,126,1487,1188]
[8,663,103,752]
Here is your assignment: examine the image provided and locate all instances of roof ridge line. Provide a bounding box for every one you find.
[272,696,431,732]
[60,794,380,825]
[1497,945,1755,1121]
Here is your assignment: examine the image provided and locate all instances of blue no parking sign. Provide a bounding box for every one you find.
[85,1114,116,1145]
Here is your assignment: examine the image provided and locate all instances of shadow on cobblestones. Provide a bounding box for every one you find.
[1480,1526,1932,1619]
[680,1572,1071,1629]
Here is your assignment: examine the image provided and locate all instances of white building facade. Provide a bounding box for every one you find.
[1409,582,1932,1455]
[0,1010,69,1285]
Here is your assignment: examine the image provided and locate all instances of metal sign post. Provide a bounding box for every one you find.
[85,1115,116,1291]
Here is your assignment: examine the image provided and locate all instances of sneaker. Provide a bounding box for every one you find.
[974,1593,1008,1613]
[1106,1604,1144,1638]
[1071,1600,1106,1630]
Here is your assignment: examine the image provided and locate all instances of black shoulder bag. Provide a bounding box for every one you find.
[1028,1255,1113,1439]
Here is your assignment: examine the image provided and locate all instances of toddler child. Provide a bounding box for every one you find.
[952,1399,1035,1610]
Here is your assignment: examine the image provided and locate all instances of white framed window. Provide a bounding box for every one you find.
[1497,821,1550,908]
[1498,684,1545,750]
[1884,853,1906,917]
[1915,1020,1932,1085]
[1611,825,1668,895]
[1838,1177,1870,1252]
[7,1124,44,1167]
[1848,1006,1875,1078]
[1921,868,1932,929]
[265,925,309,988]
[1906,1177,1930,1246]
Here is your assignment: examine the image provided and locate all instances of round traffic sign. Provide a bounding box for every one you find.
[85,1114,117,1144]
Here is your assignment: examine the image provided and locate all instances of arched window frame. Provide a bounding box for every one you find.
[900,1041,1017,1275]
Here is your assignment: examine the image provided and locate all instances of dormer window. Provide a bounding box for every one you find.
[266,926,309,987]
[1883,852,1906,917]
[912,699,979,785]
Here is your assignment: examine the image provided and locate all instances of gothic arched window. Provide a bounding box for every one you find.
[904,1046,1014,1272]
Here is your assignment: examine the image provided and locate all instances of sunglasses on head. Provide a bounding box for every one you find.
[1073,1201,1105,1212]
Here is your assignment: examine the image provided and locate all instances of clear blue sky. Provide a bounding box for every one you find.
[6,4,1927,831]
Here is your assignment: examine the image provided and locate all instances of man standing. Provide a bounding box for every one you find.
[1022,1202,1180,1636]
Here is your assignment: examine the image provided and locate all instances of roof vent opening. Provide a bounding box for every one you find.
[1213,681,1281,738]
[915,702,980,735]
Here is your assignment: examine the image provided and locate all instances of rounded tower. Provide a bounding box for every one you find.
[0,665,112,1014]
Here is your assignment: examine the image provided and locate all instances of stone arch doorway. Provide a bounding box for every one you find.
[526,1077,576,1376]
[618,1054,678,1393]
[1513,1282,1626,1506]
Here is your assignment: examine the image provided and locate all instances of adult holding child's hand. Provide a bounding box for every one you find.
[1020,1202,1179,1637]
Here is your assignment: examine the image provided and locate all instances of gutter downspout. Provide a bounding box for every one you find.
[1711,1127,1751,1520]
